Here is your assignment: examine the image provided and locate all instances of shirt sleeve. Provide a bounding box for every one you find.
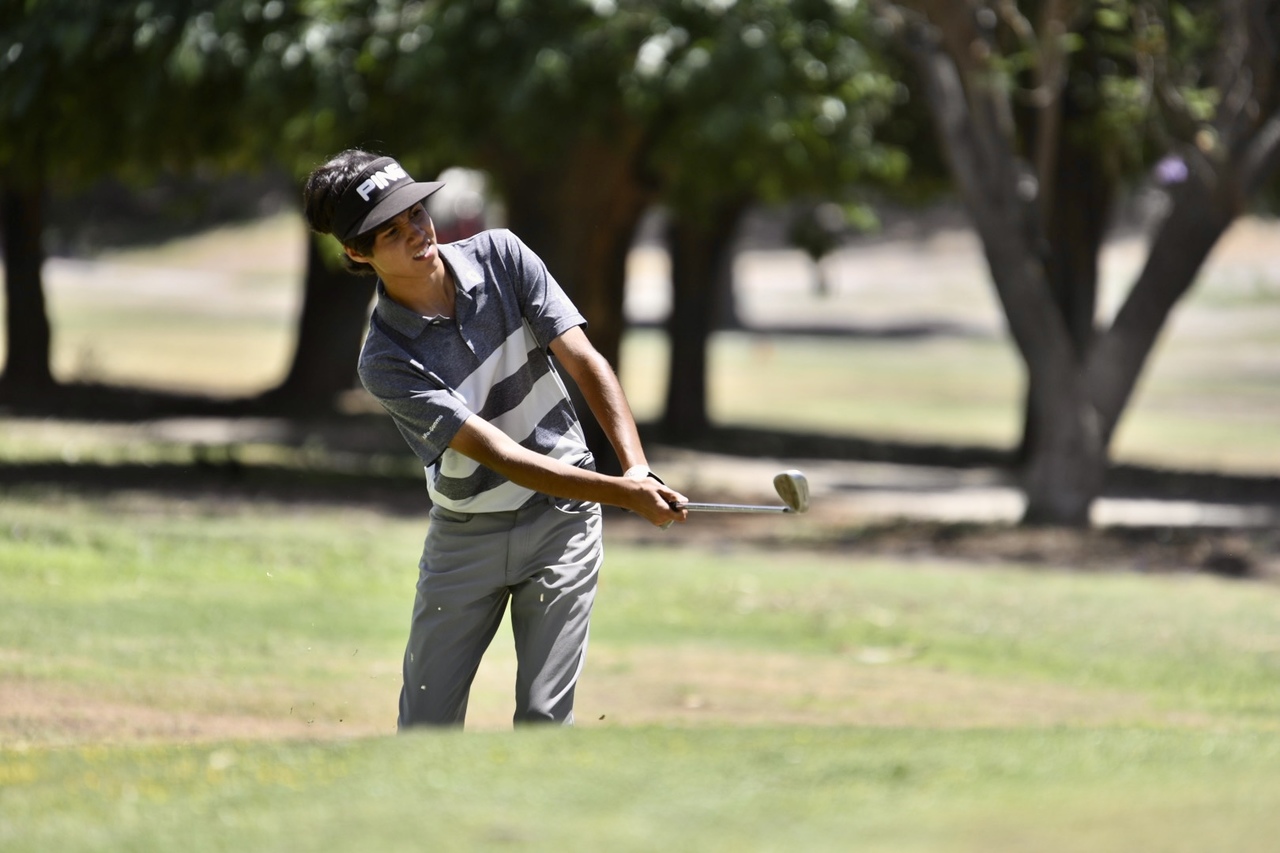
[358,350,473,466]
[493,230,586,349]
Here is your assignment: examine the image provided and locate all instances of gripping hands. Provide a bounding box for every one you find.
[622,465,687,529]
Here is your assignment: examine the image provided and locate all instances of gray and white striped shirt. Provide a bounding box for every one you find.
[358,229,593,512]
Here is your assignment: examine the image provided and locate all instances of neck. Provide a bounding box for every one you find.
[383,266,455,319]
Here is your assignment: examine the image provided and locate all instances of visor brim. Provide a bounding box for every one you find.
[341,181,446,242]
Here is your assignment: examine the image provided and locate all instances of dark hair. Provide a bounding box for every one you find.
[303,148,382,276]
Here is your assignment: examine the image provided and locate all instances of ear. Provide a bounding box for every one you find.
[343,244,371,265]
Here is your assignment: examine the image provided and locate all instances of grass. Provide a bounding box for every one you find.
[619,323,1280,473]
[3,493,1280,850]
[1,496,413,724]
[598,549,1280,719]
[4,728,1279,852]
[42,214,302,394]
[2,212,1280,848]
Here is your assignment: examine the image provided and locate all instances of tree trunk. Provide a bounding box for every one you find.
[1021,370,1106,526]
[500,136,653,473]
[501,138,650,371]
[661,203,743,439]
[262,233,374,411]
[1086,177,1236,443]
[904,17,1106,526]
[893,0,1280,527]
[1042,141,1108,353]
[1016,128,1114,524]
[0,181,55,399]
[1016,85,1114,467]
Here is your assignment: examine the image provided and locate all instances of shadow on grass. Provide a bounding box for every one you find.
[679,424,1280,507]
[3,381,1280,525]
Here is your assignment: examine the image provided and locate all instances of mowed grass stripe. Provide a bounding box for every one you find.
[2,728,1279,852]
[2,493,1280,850]
[3,493,1279,741]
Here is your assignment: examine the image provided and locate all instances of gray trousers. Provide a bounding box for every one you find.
[398,495,603,729]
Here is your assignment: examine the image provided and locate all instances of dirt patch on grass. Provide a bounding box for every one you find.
[0,679,386,748]
[576,646,1205,731]
[3,636,1211,747]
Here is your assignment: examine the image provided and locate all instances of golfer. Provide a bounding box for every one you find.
[303,149,687,729]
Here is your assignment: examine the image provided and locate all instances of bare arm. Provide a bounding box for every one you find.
[447,415,686,527]
[548,326,649,473]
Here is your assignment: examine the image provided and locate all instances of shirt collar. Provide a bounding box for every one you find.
[371,242,481,338]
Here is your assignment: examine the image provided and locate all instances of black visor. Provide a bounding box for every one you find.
[333,157,445,243]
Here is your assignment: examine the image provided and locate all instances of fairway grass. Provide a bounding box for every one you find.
[4,728,1279,852]
[3,492,1280,850]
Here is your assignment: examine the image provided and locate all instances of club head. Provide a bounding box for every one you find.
[773,469,810,513]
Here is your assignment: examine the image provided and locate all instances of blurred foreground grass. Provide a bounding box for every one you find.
[5,727,1279,853]
[2,493,1279,850]
[4,211,1277,474]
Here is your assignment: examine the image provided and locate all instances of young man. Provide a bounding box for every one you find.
[303,149,687,729]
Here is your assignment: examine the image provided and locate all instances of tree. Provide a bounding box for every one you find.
[626,1,907,436]
[348,1,904,449]
[214,1,651,416]
[0,0,310,402]
[376,2,659,374]
[873,0,1280,526]
[241,1,391,410]
[0,180,52,398]
[0,2,163,397]
[29,0,899,440]
[264,237,376,411]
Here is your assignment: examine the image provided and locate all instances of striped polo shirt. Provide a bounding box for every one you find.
[358,229,594,513]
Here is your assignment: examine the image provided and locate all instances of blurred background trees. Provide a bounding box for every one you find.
[2,0,1278,525]
[0,0,311,399]
[872,0,1280,524]
[349,0,908,449]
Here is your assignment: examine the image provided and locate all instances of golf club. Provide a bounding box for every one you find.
[673,469,810,514]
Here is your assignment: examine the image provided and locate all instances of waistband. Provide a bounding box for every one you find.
[429,493,598,524]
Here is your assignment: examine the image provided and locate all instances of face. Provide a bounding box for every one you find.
[345,203,440,280]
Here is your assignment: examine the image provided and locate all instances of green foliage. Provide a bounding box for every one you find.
[1081,1,1224,172]
[0,1,313,186]
[3,0,916,244]
[936,0,1238,183]
[369,0,648,170]
[3,0,1259,211]
[628,0,910,216]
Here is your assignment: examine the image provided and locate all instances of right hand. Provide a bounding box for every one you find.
[623,475,688,528]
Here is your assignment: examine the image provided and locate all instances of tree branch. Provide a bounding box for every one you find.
[885,3,1077,388]
[1030,0,1081,221]
[1242,111,1280,190]
[1086,178,1233,441]
[1088,0,1280,439]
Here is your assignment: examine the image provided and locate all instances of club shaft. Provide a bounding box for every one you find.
[676,502,792,514]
